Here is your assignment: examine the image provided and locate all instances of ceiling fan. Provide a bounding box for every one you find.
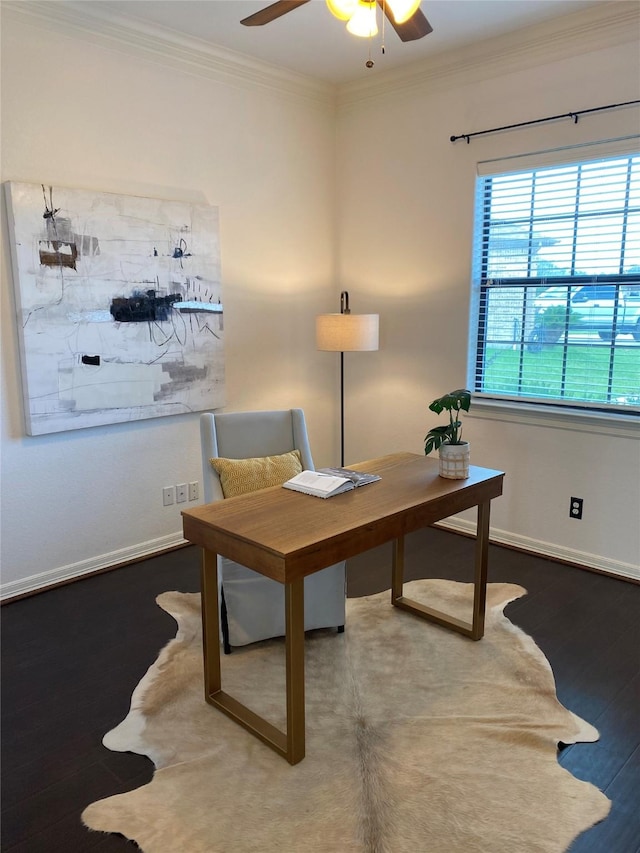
[240,1,433,43]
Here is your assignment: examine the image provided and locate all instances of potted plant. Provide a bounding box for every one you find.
[424,389,471,479]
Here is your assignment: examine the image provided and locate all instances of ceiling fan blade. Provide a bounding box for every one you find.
[377,2,433,41]
[241,0,311,27]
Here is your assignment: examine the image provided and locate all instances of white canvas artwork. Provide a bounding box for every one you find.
[5,182,224,435]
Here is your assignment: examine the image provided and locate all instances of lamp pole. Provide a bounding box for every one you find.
[339,291,350,467]
[339,350,345,466]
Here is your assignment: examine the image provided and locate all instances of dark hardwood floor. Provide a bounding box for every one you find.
[2,529,639,852]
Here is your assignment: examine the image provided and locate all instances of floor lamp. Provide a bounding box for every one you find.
[316,291,379,467]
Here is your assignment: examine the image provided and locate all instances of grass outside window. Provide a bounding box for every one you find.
[482,342,640,406]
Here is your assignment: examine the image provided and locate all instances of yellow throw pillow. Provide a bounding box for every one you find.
[210,450,303,498]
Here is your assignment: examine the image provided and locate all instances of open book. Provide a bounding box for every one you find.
[283,467,381,499]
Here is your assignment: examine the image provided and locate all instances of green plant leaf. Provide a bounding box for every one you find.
[424,425,452,455]
[425,389,471,451]
[454,390,471,412]
[428,389,471,414]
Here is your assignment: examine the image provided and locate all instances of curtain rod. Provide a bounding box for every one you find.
[450,100,640,144]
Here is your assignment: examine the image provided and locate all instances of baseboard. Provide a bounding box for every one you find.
[2,522,637,603]
[0,532,187,602]
[436,519,640,583]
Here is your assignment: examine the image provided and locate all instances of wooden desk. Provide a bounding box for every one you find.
[182,452,504,765]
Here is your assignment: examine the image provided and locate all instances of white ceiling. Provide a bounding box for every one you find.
[73,0,606,84]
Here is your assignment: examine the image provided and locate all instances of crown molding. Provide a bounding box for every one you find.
[337,2,640,110]
[1,0,336,109]
[3,1,637,112]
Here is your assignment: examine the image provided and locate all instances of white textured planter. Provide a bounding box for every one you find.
[438,441,470,479]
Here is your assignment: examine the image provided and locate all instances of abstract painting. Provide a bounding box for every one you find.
[5,182,224,435]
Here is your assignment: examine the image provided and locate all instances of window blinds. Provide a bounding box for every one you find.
[471,150,640,413]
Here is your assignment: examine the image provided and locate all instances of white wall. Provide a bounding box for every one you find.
[335,5,640,576]
[0,9,339,595]
[1,3,639,597]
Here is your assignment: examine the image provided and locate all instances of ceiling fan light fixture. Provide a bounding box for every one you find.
[386,0,421,24]
[325,0,358,22]
[346,0,378,38]
[385,0,420,24]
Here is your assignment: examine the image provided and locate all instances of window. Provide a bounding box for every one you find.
[469,153,640,415]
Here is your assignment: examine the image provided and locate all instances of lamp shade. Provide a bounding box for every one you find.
[316,313,379,352]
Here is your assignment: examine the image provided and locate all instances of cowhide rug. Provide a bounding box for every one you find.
[83,580,610,852]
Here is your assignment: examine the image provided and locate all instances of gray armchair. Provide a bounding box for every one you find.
[200,409,346,652]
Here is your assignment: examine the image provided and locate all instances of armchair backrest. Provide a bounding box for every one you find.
[200,409,315,503]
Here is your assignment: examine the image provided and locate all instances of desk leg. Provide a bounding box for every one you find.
[200,547,221,697]
[285,578,305,764]
[391,536,405,606]
[390,501,492,641]
[199,548,305,764]
[471,500,491,640]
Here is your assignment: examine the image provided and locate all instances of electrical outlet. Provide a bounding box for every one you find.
[163,486,175,507]
[176,483,188,504]
[189,481,199,501]
[570,496,583,519]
